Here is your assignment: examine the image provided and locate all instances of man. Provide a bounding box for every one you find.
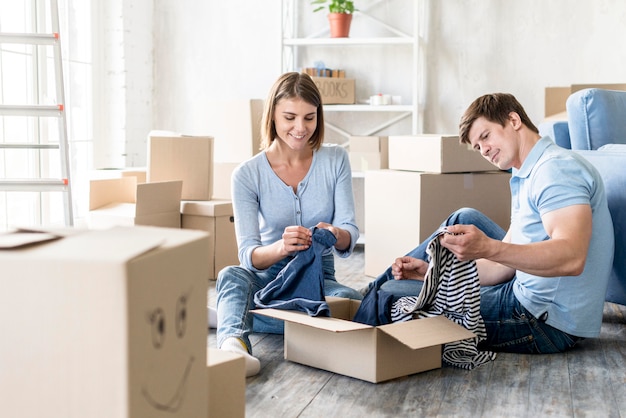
[372,93,614,353]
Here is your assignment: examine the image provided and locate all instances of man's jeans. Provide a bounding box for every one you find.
[216,253,362,351]
[369,207,582,354]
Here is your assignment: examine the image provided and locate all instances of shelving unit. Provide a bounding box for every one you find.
[281,0,422,144]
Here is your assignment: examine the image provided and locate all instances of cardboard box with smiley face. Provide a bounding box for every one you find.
[0,225,210,418]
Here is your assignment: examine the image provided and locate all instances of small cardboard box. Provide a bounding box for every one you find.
[207,348,245,418]
[212,162,238,200]
[148,132,214,200]
[88,177,182,229]
[206,99,263,163]
[544,83,626,118]
[388,135,496,173]
[364,169,511,277]
[253,297,475,383]
[181,200,238,280]
[0,226,210,418]
[311,77,356,105]
[349,136,389,172]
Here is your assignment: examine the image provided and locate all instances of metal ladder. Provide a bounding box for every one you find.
[0,0,73,226]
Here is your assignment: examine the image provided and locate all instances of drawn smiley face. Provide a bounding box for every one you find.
[141,291,195,413]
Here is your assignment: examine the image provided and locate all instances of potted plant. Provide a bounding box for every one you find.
[311,0,357,38]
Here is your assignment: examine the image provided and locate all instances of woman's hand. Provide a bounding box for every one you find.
[280,225,312,256]
[391,256,428,281]
[315,222,350,251]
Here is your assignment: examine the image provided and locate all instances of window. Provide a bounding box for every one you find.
[0,0,92,231]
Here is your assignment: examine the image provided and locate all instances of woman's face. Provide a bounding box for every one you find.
[273,97,318,151]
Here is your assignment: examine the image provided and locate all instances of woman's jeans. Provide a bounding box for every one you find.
[369,207,581,354]
[216,253,362,352]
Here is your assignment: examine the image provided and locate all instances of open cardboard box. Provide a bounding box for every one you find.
[88,177,182,229]
[253,297,475,383]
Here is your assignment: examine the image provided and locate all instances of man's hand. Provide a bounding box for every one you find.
[439,224,494,261]
[391,256,429,281]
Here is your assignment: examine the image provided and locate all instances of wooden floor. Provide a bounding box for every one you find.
[208,245,626,418]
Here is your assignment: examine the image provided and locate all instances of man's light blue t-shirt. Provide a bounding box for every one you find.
[511,137,614,338]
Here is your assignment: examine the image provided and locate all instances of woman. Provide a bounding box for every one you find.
[215,72,362,376]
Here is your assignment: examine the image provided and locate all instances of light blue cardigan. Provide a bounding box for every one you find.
[231,144,359,272]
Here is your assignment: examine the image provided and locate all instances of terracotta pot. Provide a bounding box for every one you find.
[328,12,352,38]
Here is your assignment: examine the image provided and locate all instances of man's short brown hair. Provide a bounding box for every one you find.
[459,93,539,145]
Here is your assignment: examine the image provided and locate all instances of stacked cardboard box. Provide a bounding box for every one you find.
[348,136,389,242]
[364,134,511,277]
[180,200,238,280]
[146,131,241,279]
[147,132,215,201]
[349,136,389,172]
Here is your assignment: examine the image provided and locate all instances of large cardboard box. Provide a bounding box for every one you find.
[88,177,182,229]
[388,134,496,173]
[181,200,238,280]
[148,132,214,200]
[212,162,238,200]
[253,297,475,383]
[311,77,356,104]
[207,348,245,418]
[0,226,210,418]
[364,170,511,277]
[349,136,389,172]
[206,99,263,163]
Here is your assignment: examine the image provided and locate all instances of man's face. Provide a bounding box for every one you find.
[468,114,520,170]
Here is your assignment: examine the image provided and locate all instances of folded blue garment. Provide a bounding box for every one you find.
[253,227,336,317]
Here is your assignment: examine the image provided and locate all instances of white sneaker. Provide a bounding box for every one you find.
[220,337,261,377]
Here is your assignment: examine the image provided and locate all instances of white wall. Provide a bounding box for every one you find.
[152,0,282,136]
[422,0,626,133]
[137,0,626,162]
[93,0,154,168]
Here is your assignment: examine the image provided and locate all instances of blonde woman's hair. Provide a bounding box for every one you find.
[260,72,324,150]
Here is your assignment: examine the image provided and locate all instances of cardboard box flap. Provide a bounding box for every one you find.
[135,180,182,216]
[252,308,372,332]
[2,226,167,262]
[0,231,62,249]
[378,316,476,349]
[180,200,233,217]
